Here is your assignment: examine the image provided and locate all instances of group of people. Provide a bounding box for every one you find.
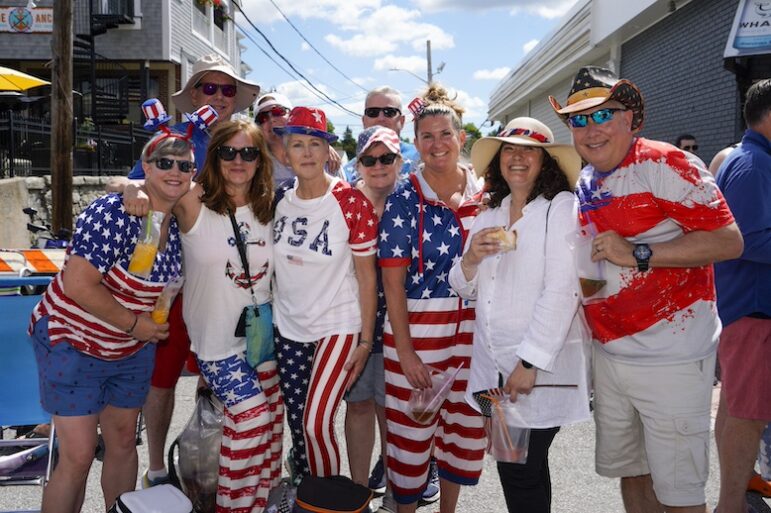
[24,51,769,513]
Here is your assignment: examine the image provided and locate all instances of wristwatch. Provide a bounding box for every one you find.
[633,243,652,272]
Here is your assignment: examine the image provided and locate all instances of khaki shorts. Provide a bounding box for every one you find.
[592,346,715,507]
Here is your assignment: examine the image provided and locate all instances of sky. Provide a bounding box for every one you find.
[236,0,579,139]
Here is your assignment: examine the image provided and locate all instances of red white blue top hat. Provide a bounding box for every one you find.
[273,106,338,143]
[142,98,172,131]
[184,104,219,132]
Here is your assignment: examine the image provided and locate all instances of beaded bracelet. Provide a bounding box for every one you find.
[358,339,373,352]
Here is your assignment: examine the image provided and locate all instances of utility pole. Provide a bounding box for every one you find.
[51,0,73,234]
[426,40,433,85]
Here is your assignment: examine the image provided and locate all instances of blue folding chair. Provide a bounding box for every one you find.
[0,276,56,513]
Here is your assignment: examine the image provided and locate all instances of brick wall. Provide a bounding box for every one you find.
[621,0,743,165]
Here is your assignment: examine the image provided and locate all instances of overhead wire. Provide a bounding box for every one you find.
[265,0,368,93]
[233,4,360,117]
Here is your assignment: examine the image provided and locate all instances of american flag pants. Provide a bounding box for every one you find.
[276,330,357,478]
[198,353,284,513]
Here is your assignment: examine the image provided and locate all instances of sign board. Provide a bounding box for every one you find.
[0,7,53,33]
[725,0,771,58]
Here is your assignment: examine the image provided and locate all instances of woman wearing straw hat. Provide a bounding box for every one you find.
[272,106,378,480]
[448,117,591,513]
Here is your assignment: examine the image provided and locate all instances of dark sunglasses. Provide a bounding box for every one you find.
[152,157,194,173]
[567,108,626,128]
[196,82,237,98]
[359,153,398,167]
[682,144,699,151]
[364,107,401,118]
[218,145,260,162]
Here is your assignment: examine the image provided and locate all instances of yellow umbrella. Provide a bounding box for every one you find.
[0,66,50,92]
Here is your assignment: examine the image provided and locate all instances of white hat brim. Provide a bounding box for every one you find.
[172,67,260,115]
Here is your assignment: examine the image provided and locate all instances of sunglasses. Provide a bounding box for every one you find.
[218,145,260,162]
[196,82,237,98]
[257,106,289,122]
[364,107,401,119]
[682,144,699,151]
[359,153,398,167]
[567,108,626,128]
[152,158,194,173]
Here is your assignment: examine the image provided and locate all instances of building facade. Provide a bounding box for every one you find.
[488,0,760,165]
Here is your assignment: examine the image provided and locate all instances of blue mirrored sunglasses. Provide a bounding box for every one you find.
[567,108,626,128]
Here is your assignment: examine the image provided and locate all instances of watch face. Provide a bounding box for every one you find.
[634,244,652,260]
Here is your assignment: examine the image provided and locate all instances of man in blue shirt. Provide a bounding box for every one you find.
[344,86,419,184]
[714,79,771,513]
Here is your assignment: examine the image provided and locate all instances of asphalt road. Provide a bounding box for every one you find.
[3,377,769,513]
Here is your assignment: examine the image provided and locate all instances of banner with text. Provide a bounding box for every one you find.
[0,7,53,33]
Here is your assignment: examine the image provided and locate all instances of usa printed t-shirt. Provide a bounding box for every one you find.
[272,177,378,342]
[30,194,183,360]
[576,137,735,364]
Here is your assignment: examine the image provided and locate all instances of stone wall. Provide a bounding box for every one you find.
[0,176,113,247]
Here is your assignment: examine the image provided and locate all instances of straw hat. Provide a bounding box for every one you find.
[470,117,581,186]
[548,66,644,131]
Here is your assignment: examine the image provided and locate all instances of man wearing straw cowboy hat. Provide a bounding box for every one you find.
[121,53,260,489]
[550,66,743,513]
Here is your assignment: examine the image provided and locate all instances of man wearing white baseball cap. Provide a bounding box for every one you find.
[255,92,295,185]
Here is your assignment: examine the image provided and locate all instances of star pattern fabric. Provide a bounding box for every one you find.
[198,354,284,512]
[29,193,183,360]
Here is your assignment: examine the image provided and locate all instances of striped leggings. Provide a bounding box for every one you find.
[276,329,357,478]
[198,354,284,513]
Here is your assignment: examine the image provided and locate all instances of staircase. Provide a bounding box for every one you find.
[73,0,136,125]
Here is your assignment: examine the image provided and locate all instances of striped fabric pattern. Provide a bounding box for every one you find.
[199,356,284,513]
[277,331,357,478]
[378,170,486,503]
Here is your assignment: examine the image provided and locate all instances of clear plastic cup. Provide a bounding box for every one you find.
[487,399,531,464]
[128,211,164,278]
[569,223,608,304]
[407,364,464,425]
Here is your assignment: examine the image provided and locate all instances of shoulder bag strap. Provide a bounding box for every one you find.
[227,209,258,305]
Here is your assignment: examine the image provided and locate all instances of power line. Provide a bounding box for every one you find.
[233,4,360,117]
[266,0,368,93]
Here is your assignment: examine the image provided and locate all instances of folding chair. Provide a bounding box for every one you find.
[0,276,56,513]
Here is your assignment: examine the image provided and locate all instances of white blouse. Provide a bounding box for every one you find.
[448,191,592,428]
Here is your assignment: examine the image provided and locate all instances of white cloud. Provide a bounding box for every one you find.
[451,88,487,122]
[473,67,511,81]
[374,55,427,75]
[352,77,374,86]
[523,39,539,54]
[410,0,579,19]
[300,42,310,51]
[325,33,398,57]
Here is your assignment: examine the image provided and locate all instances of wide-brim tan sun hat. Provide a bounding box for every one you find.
[172,53,260,114]
[471,117,582,187]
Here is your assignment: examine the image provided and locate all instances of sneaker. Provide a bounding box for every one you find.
[418,458,440,506]
[368,455,386,495]
[141,469,170,489]
[748,473,771,497]
[377,491,397,513]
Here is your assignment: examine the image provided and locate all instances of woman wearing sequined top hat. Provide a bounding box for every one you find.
[272,106,378,481]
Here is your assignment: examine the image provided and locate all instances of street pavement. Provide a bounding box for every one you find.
[3,376,770,512]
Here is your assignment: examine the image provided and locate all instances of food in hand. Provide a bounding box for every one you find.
[151,308,170,324]
[490,227,517,251]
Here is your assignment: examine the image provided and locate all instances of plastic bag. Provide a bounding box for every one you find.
[245,303,275,368]
[568,223,608,305]
[487,398,531,464]
[128,210,165,278]
[168,389,223,513]
[152,275,184,324]
[407,364,463,425]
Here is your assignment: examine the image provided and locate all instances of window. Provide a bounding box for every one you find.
[192,0,230,53]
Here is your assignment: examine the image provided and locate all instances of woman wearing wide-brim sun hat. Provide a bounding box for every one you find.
[450,116,591,513]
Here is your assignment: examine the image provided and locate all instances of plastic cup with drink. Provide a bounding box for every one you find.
[128,211,165,278]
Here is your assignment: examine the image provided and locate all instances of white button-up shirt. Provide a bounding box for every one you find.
[449,192,591,428]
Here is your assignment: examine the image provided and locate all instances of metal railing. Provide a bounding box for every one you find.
[0,112,152,178]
